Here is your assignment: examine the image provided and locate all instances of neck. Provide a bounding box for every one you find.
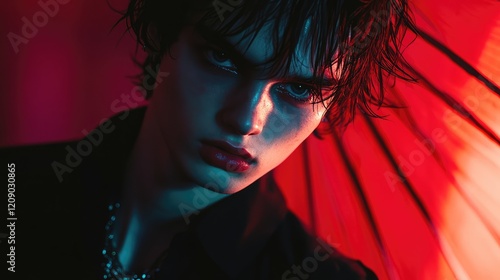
[111,108,228,273]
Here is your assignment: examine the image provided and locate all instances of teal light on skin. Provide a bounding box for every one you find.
[112,18,337,275]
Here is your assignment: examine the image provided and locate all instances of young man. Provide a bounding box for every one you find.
[3,0,414,279]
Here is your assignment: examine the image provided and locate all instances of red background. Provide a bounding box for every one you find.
[1,1,499,279]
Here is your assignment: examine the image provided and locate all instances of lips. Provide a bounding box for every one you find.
[199,140,254,173]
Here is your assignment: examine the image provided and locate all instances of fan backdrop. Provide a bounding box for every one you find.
[1,0,499,279]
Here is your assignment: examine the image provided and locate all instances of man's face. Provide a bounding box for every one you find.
[146,23,334,194]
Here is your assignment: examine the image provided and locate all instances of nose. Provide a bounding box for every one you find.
[216,81,273,136]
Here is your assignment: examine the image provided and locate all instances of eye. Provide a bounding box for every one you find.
[203,48,238,74]
[275,83,315,104]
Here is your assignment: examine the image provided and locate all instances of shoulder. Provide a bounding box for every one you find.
[0,108,146,278]
[269,211,378,280]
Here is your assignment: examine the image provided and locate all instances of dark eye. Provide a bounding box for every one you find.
[275,83,315,104]
[212,50,229,62]
[203,48,238,74]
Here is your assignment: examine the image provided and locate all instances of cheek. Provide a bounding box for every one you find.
[146,60,199,140]
[153,52,209,115]
[169,46,234,105]
[281,106,323,139]
[152,51,239,139]
[285,118,320,146]
[260,110,322,159]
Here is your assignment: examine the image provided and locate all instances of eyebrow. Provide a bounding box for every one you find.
[194,25,338,89]
[194,25,255,66]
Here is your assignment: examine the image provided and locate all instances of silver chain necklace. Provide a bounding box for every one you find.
[102,203,161,280]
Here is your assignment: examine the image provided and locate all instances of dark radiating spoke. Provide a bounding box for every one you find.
[331,130,399,279]
[302,147,318,233]
[362,114,464,280]
[406,66,500,146]
[415,27,500,98]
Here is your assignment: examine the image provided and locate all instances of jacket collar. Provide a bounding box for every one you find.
[192,173,288,278]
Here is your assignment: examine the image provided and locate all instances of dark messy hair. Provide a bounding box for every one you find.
[118,0,416,127]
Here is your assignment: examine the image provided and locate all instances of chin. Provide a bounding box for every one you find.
[193,165,257,195]
[202,184,243,195]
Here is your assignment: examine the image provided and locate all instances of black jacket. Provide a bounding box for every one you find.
[1,107,377,280]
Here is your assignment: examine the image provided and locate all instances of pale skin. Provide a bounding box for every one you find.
[112,21,336,273]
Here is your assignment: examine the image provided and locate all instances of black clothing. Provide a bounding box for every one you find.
[1,107,377,279]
